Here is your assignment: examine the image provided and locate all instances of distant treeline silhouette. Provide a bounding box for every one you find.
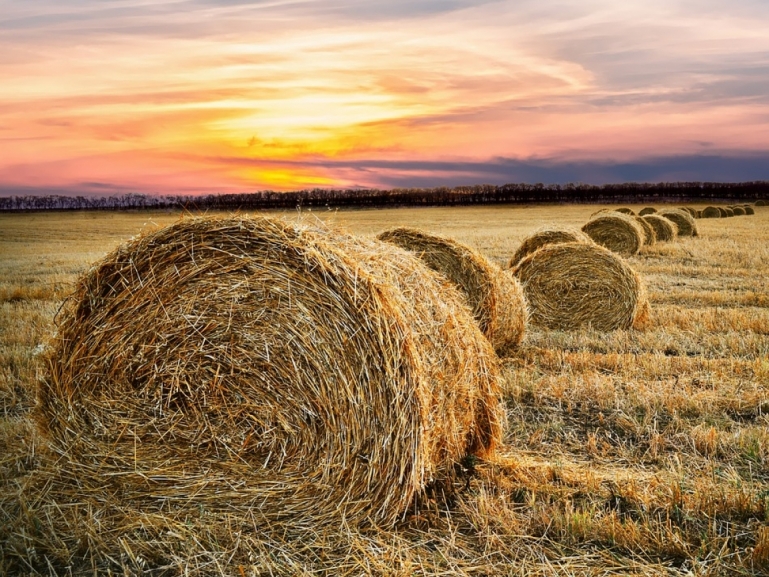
[2,181,768,212]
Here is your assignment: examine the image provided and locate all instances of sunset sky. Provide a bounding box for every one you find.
[2,0,769,195]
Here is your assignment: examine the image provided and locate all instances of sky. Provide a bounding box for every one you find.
[1,0,769,195]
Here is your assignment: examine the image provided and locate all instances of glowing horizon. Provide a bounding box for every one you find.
[2,0,769,194]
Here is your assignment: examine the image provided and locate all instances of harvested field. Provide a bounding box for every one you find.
[1,204,768,576]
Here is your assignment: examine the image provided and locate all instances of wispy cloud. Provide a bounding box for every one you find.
[1,0,768,193]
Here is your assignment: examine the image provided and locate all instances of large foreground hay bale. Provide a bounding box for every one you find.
[657,208,698,237]
[581,213,644,256]
[378,227,526,355]
[512,242,648,331]
[702,206,721,218]
[37,216,504,551]
[642,214,677,242]
[634,216,657,246]
[508,228,594,268]
[731,206,746,216]
[638,207,657,216]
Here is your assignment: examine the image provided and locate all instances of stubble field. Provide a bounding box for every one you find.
[1,204,768,575]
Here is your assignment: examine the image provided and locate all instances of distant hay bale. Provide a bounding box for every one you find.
[702,206,721,218]
[732,206,746,216]
[756,200,767,206]
[581,213,644,256]
[744,205,755,215]
[717,207,728,217]
[724,207,735,217]
[638,207,657,216]
[657,208,698,237]
[614,207,636,215]
[512,242,648,331]
[37,215,504,558]
[633,216,657,246]
[378,227,527,355]
[679,207,697,218]
[508,228,594,268]
[642,214,677,242]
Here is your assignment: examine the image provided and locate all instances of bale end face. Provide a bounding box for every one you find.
[657,208,698,237]
[512,242,648,332]
[581,213,645,256]
[641,214,677,242]
[509,228,594,268]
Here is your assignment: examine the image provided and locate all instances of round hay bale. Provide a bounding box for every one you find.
[378,227,527,355]
[638,207,657,216]
[756,199,767,206]
[581,213,644,256]
[642,214,677,242]
[679,207,697,218]
[732,206,746,216]
[512,242,648,331]
[508,228,594,268]
[702,206,721,218]
[744,205,755,215]
[633,216,657,246]
[614,207,636,215]
[717,207,728,217]
[657,208,698,237]
[38,216,504,538]
[724,207,735,217]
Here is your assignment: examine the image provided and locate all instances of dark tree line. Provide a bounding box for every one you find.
[1,181,768,212]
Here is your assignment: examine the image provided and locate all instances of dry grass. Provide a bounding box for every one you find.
[582,213,645,256]
[1,204,768,576]
[378,227,527,355]
[511,242,648,331]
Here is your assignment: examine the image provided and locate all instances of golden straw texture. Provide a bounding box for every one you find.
[35,216,504,570]
[638,207,657,216]
[378,227,527,355]
[657,208,698,236]
[512,242,648,331]
[642,214,677,241]
[702,206,721,218]
[508,228,594,268]
[581,213,645,256]
[633,216,657,246]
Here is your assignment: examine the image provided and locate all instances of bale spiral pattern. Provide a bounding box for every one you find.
[581,213,645,256]
[512,242,648,331]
